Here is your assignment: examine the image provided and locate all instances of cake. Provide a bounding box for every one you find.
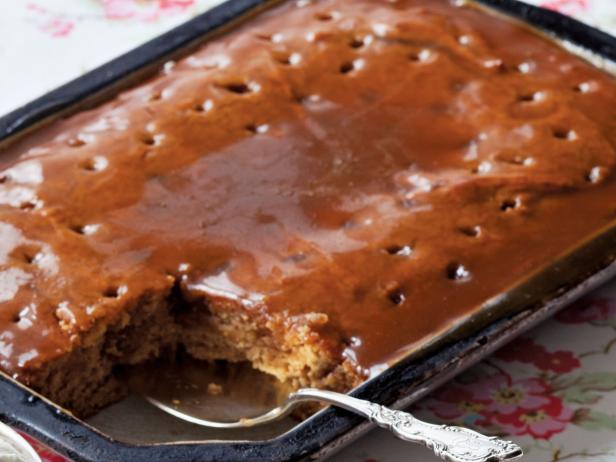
[1,0,615,417]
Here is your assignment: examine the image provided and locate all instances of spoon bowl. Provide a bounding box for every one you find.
[128,358,294,428]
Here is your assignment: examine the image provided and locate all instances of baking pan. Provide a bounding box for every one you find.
[0,1,616,461]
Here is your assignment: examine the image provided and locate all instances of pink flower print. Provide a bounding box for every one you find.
[540,0,589,15]
[28,0,196,36]
[26,3,76,38]
[102,0,195,22]
[532,350,580,373]
[492,396,574,439]
[424,386,487,421]
[472,375,552,416]
[423,373,558,430]
[556,297,616,325]
[495,337,545,364]
[495,337,580,373]
[101,0,137,20]
[40,18,75,38]
[159,0,196,11]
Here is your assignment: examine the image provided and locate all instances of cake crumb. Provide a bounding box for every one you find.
[207,383,223,396]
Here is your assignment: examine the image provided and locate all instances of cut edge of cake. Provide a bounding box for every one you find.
[21,285,363,417]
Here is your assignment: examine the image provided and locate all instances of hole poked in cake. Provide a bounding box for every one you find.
[19,201,38,211]
[495,152,535,167]
[216,80,260,95]
[12,306,34,327]
[255,32,284,43]
[103,285,127,299]
[482,58,507,73]
[573,82,595,93]
[339,59,364,74]
[273,51,301,66]
[142,136,156,147]
[349,37,364,49]
[381,280,407,306]
[80,156,108,172]
[408,49,433,63]
[22,250,40,265]
[516,61,534,74]
[192,99,214,113]
[69,223,100,235]
[459,226,481,238]
[245,123,269,134]
[315,11,338,21]
[148,90,164,102]
[457,34,472,46]
[552,128,577,141]
[385,244,413,256]
[23,253,38,265]
[471,161,492,175]
[225,83,251,94]
[387,288,407,306]
[66,137,86,148]
[518,91,545,103]
[585,166,605,184]
[10,244,42,266]
[140,133,165,148]
[292,90,321,105]
[349,34,372,49]
[500,196,523,212]
[446,262,471,282]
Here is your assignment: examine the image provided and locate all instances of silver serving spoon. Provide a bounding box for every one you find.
[129,359,522,462]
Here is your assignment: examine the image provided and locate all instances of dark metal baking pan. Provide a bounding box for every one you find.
[0,1,615,461]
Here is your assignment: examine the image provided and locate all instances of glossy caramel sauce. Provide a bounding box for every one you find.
[1,0,616,380]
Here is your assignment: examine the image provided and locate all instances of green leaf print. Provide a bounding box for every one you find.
[573,408,616,431]
[553,372,616,404]
[558,388,601,405]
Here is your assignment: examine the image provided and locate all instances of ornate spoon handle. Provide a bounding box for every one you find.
[290,389,523,462]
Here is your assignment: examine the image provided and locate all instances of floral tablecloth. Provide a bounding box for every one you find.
[1,1,616,461]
